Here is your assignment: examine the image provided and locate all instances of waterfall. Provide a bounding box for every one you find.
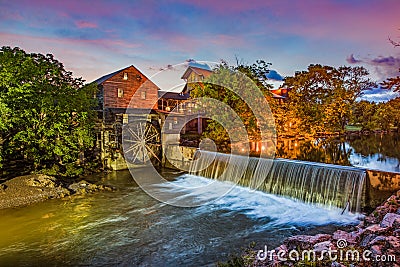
[190,150,366,212]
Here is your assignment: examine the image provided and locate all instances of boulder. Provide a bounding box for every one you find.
[0,184,7,191]
[26,175,58,188]
[360,234,377,247]
[68,180,113,194]
[331,262,346,267]
[370,245,383,256]
[380,213,400,228]
[386,236,400,250]
[364,224,388,235]
[369,235,387,246]
[332,230,357,244]
[393,229,400,237]
[313,240,332,253]
[284,234,331,250]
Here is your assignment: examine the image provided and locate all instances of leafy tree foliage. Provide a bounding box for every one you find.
[387,97,400,130]
[190,61,275,146]
[352,100,377,130]
[382,73,400,92]
[351,98,400,132]
[0,46,97,176]
[284,64,374,134]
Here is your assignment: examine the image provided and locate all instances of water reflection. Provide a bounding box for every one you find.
[273,133,400,173]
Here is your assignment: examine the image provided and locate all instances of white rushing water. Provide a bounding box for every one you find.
[189,150,367,212]
[153,174,362,227]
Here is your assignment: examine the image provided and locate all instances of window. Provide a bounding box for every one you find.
[118,88,123,98]
[123,114,128,124]
[141,91,146,100]
[123,73,128,80]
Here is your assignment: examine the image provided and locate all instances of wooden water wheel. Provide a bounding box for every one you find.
[122,121,161,164]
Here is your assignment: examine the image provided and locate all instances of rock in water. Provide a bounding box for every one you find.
[26,175,58,188]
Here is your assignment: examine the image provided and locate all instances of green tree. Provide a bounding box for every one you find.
[373,102,393,131]
[0,46,97,177]
[371,97,400,131]
[284,64,374,135]
[191,61,275,146]
[235,60,292,137]
[387,97,400,131]
[352,100,377,131]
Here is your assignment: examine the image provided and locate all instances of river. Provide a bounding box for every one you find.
[0,168,361,266]
[275,133,400,173]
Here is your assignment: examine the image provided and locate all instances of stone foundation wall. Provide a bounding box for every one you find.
[162,145,197,171]
[364,170,400,211]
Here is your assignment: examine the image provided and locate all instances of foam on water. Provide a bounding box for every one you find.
[190,151,367,212]
[152,174,362,228]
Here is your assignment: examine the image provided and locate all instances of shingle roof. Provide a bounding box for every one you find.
[181,66,213,79]
[93,66,130,85]
[158,91,190,100]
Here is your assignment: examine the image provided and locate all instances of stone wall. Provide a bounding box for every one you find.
[364,170,400,211]
[162,145,197,171]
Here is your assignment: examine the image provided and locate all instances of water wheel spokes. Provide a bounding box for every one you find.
[123,121,161,164]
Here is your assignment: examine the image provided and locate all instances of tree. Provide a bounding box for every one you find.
[382,74,400,92]
[352,100,377,131]
[373,102,393,131]
[190,60,275,147]
[235,60,293,136]
[387,97,400,131]
[382,32,400,91]
[284,64,374,134]
[0,46,97,177]
[373,97,400,131]
[0,99,11,168]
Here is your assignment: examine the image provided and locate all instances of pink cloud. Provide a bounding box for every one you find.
[347,54,400,80]
[75,20,98,29]
[0,32,144,81]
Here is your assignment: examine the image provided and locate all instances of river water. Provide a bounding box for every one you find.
[0,168,361,266]
[275,133,400,173]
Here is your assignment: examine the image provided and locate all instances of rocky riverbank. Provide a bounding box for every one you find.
[246,191,400,267]
[0,174,113,209]
[219,191,400,267]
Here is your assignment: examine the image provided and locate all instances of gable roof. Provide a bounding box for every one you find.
[93,65,159,90]
[93,66,130,85]
[181,66,213,80]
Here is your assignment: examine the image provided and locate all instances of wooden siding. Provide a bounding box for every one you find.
[102,66,159,110]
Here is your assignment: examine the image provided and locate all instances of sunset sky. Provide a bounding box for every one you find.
[1,0,400,101]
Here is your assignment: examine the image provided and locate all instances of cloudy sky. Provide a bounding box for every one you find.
[1,0,400,100]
